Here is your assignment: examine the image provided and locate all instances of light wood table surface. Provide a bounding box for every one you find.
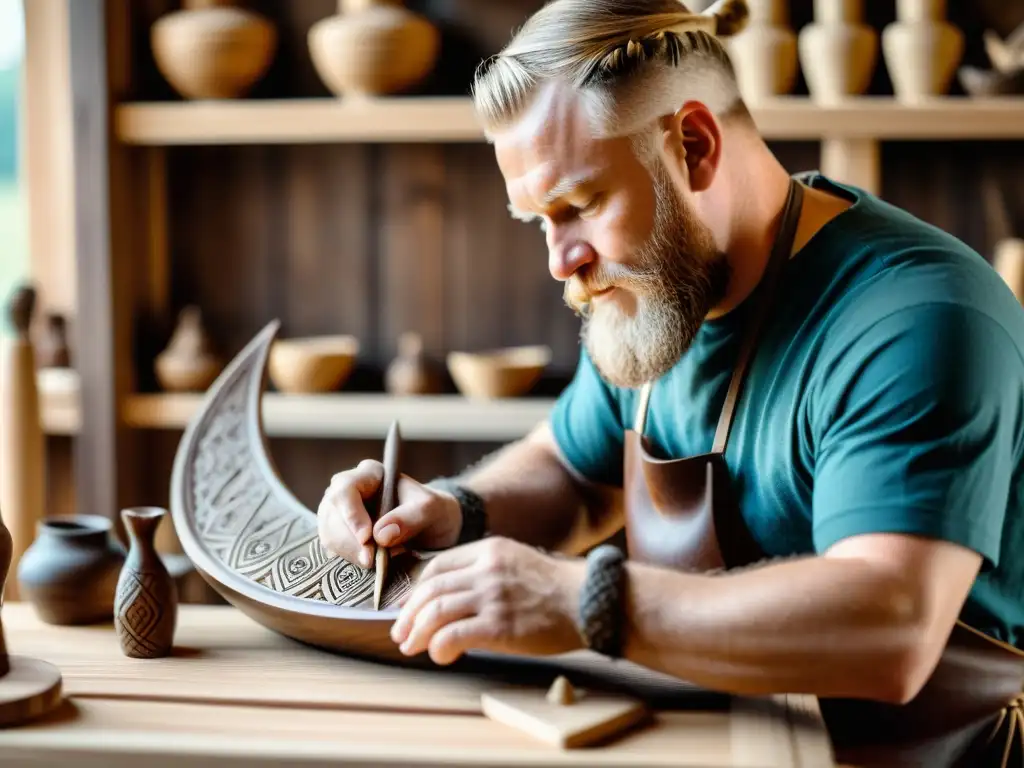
[0,602,837,767]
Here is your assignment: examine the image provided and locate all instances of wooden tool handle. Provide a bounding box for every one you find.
[373,420,402,609]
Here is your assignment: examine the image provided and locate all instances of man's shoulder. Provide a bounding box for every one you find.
[797,176,1024,363]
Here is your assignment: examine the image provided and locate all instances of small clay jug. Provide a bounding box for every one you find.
[36,313,71,369]
[16,514,126,625]
[155,305,223,392]
[385,333,445,395]
[114,507,178,659]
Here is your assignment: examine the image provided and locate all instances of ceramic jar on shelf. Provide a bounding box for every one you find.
[798,0,878,103]
[723,0,798,103]
[882,0,964,102]
[151,0,278,100]
[308,0,440,97]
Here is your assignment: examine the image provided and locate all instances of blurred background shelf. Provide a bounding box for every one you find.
[123,392,556,442]
[114,96,1024,146]
[30,368,556,441]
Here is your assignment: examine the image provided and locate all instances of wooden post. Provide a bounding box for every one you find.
[0,285,46,602]
[68,0,143,531]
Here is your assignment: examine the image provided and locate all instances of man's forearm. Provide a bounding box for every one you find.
[448,423,622,553]
[617,555,935,703]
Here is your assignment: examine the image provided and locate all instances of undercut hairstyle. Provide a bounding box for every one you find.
[471,0,752,145]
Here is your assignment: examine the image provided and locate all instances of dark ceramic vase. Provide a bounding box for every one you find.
[114,507,177,659]
[16,514,127,625]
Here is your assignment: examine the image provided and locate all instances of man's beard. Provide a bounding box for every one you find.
[564,163,730,390]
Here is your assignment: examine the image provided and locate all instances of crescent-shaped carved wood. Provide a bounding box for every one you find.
[169,320,430,663]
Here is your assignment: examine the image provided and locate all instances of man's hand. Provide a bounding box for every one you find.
[389,537,587,665]
[317,462,462,568]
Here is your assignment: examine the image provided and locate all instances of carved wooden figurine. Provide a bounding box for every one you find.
[114,507,178,658]
[0,504,63,726]
[0,284,46,603]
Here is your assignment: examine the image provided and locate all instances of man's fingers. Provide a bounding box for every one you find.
[427,617,502,666]
[317,495,361,564]
[391,569,476,645]
[413,540,488,583]
[324,461,385,568]
[396,591,478,658]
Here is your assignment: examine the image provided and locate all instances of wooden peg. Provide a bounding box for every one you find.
[481,676,649,748]
[0,284,46,603]
[546,675,576,705]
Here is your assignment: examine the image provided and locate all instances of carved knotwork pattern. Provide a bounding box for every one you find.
[184,351,412,609]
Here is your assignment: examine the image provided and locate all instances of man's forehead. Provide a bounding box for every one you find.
[492,82,611,207]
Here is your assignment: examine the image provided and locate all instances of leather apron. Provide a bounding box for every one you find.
[622,177,1024,767]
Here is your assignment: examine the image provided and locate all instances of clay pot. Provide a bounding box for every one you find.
[723,0,798,102]
[114,507,178,659]
[385,333,445,395]
[447,345,551,400]
[16,515,127,625]
[799,0,878,103]
[155,306,223,392]
[151,0,277,100]
[882,0,964,102]
[267,335,359,394]
[308,0,440,97]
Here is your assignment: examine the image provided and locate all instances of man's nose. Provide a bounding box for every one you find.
[549,240,597,282]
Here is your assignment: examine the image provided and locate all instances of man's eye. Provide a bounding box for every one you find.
[579,197,602,217]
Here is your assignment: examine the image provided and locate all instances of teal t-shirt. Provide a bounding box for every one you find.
[550,173,1024,648]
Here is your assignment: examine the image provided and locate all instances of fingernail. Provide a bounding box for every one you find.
[378,524,400,546]
[359,548,372,568]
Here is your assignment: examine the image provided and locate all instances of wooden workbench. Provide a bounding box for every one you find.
[0,602,836,767]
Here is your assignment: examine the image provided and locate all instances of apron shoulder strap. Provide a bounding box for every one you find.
[712,178,804,454]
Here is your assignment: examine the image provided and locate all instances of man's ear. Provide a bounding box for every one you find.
[659,101,720,192]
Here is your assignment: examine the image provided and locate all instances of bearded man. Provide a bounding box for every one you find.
[317,1,1024,764]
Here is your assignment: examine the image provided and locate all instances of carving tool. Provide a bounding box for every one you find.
[373,420,402,610]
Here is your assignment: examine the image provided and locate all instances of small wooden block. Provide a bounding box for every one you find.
[481,680,649,749]
[0,655,63,727]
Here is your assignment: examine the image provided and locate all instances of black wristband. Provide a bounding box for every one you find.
[578,543,627,657]
[426,479,488,544]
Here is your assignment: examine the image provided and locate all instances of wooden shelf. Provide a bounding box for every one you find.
[28,369,555,441]
[114,96,1024,145]
[122,392,556,442]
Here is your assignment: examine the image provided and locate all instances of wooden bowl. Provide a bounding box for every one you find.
[446,345,552,399]
[268,335,359,394]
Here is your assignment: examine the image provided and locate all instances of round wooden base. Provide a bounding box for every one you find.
[0,655,63,727]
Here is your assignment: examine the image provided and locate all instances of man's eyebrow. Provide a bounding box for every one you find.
[507,170,603,221]
[541,170,601,205]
